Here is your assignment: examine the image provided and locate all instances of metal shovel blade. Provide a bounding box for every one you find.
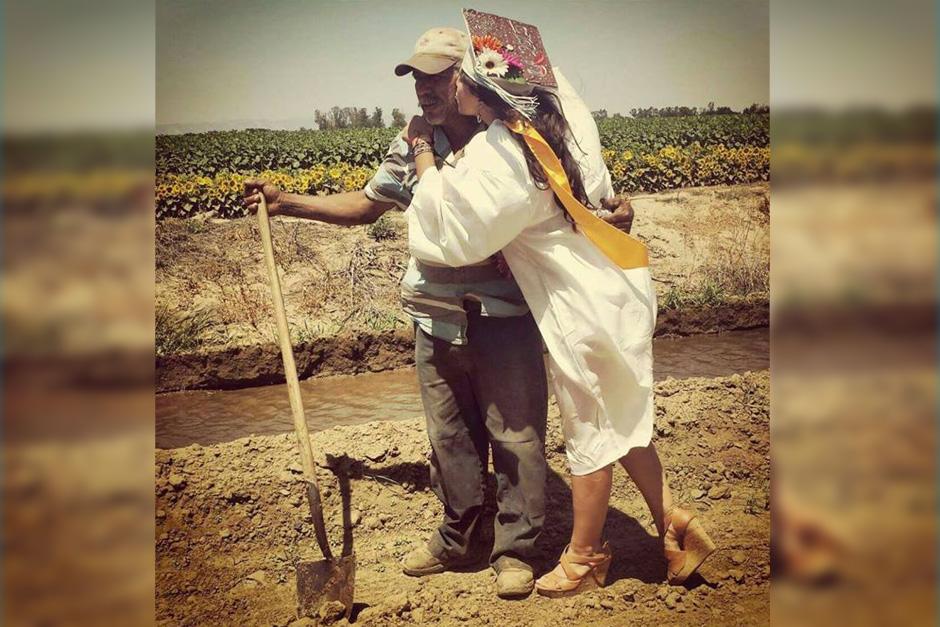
[296,555,356,619]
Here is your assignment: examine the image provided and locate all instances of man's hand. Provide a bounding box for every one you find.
[243,178,284,216]
[403,115,434,146]
[600,195,634,233]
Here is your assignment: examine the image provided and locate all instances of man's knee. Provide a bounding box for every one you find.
[486,422,545,445]
[485,400,547,444]
[490,437,547,484]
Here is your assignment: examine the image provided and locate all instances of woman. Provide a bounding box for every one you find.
[405,11,716,597]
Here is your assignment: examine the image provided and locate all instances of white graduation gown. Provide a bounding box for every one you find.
[407,119,656,476]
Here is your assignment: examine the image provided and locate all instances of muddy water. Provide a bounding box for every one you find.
[157,328,768,449]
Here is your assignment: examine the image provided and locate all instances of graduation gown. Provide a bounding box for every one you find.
[407,117,657,475]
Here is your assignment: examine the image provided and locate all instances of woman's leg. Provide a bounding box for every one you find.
[537,465,613,586]
[621,442,718,584]
[569,465,614,555]
[618,442,673,536]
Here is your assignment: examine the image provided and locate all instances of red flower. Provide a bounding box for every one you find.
[472,35,503,53]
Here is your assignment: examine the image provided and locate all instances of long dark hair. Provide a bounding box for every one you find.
[461,74,592,225]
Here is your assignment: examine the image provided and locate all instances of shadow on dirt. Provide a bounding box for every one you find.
[331,452,702,587]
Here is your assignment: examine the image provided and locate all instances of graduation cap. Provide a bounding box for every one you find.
[460,8,557,119]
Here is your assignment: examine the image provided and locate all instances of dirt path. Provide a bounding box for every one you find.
[156,371,770,626]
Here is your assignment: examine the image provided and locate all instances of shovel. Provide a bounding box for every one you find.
[255,193,356,620]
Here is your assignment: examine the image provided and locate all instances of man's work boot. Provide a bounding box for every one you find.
[494,559,535,599]
[402,545,479,577]
[402,546,446,576]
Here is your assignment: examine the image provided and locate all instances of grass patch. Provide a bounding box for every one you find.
[156,304,213,356]
[361,307,402,332]
[700,230,769,297]
[366,214,400,241]
[661,279,726,310]
[184,217,211,234]
[663,201,769,310]
[289,319,343,344]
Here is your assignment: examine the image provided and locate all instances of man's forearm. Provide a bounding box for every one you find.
[278,190,392,226]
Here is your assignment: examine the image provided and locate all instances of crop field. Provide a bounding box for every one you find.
[155,114,769,219]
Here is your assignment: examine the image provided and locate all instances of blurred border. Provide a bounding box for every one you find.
[3,1,156,625]
[770,0,936,625]
[1,0,937,625]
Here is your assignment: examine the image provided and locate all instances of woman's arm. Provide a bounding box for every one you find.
[403,116,437,180]
[413,139,436,179]
[407,125,535,267]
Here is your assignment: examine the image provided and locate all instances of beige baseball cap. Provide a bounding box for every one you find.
[394,27,468,76]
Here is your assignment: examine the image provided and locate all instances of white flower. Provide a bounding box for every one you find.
[476,47,509,78]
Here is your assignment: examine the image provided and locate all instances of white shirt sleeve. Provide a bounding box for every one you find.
[407,125,535,267]
[554,67,615,205]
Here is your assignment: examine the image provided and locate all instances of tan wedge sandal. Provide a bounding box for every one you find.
[535,543,612,598]
[664,507,717,585]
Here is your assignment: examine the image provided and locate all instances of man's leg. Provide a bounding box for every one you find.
[404,326,489,575]
[467,311,548,593]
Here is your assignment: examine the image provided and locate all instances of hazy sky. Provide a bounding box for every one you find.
[157,0,770,129]
[771,0,935,110]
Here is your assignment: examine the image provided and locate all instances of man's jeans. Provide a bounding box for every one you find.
[415,308,548,570]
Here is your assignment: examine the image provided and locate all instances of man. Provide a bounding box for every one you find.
[243,27,633,599]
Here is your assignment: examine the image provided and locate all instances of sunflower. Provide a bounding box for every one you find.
[476,48,509,78]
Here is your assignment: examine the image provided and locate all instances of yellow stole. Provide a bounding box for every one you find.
[505,119,649,269]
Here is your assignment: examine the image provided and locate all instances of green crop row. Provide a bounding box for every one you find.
[156,128,401,176]
[597,114,767,153]
[156,114,768,176]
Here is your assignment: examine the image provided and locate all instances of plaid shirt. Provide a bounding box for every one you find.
[364,126,530,345]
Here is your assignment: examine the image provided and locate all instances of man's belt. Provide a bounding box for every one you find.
[414,259,508,283]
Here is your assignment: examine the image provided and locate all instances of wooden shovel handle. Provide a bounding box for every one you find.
[256,195,334,561]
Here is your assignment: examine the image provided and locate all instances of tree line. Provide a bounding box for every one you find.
[313,107,408,130]
[312,101,770,130]
[592,102,770,120]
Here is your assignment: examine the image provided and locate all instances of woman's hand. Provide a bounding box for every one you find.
[404,115,434,146]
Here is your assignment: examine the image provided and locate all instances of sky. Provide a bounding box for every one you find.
[0,0,931,134]
[771,0,935,110]
[156,0,771,131]
[4,0,155,133]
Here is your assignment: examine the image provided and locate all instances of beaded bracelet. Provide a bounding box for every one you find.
[412,140,434,157]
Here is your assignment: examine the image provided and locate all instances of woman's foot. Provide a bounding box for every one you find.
[535,543,612,598]
[663,507,717,585]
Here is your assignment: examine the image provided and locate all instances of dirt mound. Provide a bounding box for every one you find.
[655,296,768,338]
[155,298,768,393]
[156,371,770,626]
[156,328,416,393]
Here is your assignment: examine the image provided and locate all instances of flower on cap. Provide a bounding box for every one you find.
[476,48,509,77]
[502,51,523,71]
[471,32,526,82]
[472,35,503,52]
